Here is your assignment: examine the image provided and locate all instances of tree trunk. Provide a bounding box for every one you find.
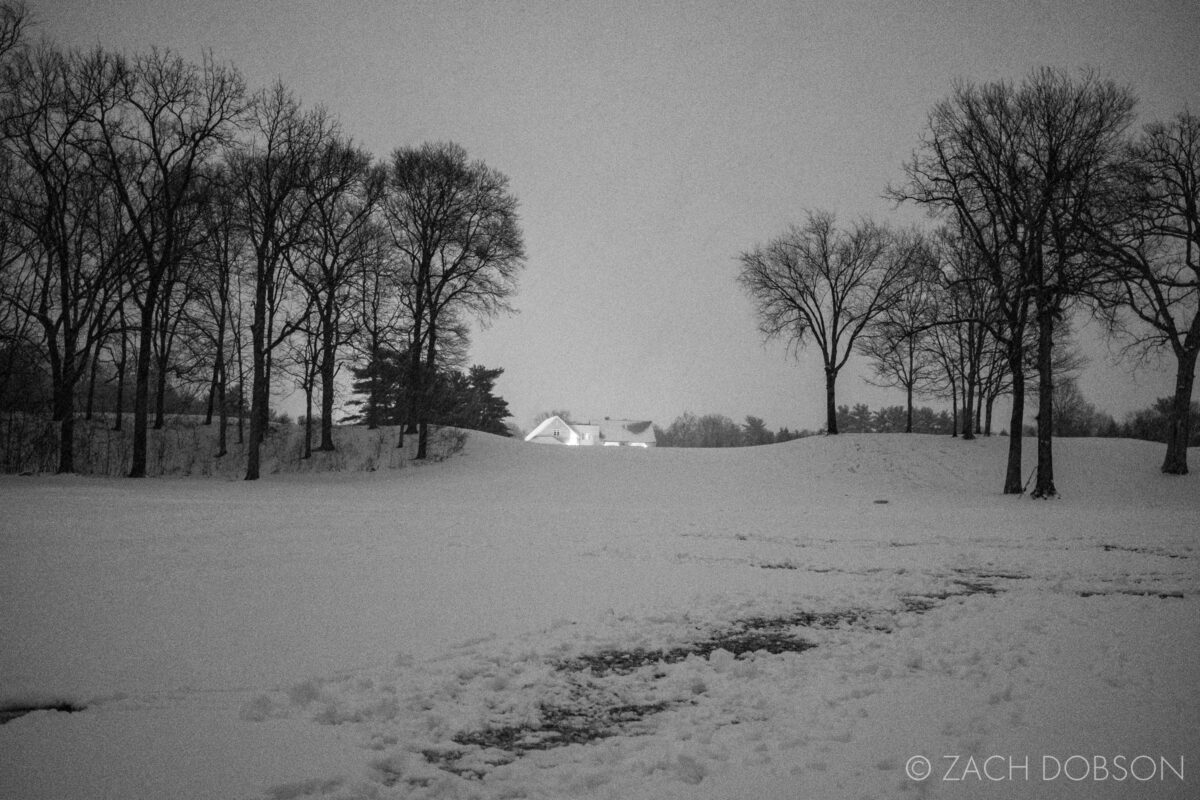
[318,319,336,451]
[905,381,914,433]
[85,344,101,421]
[129,299,156,478]
[245,276,268,481]
[154,351,168,429]
[302,378,313,459]
[153,281,175,430]
[362,335,380,430]
[215,354,228,458]
[950,379,958,438]
[984,393,995,437]
[204,360,218,425]
[259,349,273,432]
[416,327,437,459]
[112,331,126,432]
[236,380,244,445]
[1031,306,1057,498]
[824,366,838,435]
[1161,347,1197,475]
[53,362,75,474]
[406,343,422,437]
[962,370,975,441]
[1004,343,1025,494]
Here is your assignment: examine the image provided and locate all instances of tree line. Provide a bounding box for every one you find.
[738,68,1198,490]
[834,389,1200,445]
[653,412,813,448]
[0,3,524,478]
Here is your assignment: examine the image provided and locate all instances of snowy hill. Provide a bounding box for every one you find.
[1,434,1196,799]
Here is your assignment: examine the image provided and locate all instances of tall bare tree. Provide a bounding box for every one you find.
[382,142,525,459]
[229,82,335,480]
[289,139,383,451]
[893,68,1136,496]
[737,210,920,434]
[0,42,129,472]
[350,227,409,433]
[82,47,246,476]
[856,235,939,432]
[188,163,246,457]
[1090,113,1200,474]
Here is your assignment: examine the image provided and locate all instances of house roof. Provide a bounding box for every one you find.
[524,416,656,444]
[524,415,578,441]
[597,418,656,444]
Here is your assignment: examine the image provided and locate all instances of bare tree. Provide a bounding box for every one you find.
[350,228,409,432]
[737,210,920,434]
[382,142,525,459]
[1091,113,1200,474]
[856,235,940,432]
[288,139,383,451]
[81,47,246,476]
[0,1,27,65]
[228,82,335,480]
[0,42,130,472]
[893,68,1136,496]
[187,163,247,456]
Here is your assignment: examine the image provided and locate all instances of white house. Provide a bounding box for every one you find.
[524,416,656,447]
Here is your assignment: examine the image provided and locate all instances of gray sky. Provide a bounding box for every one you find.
[38,0,1199,432]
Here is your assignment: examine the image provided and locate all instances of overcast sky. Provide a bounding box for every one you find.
[37,0,1199,432]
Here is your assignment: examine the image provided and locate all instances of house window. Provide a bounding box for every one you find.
[552,428,560,438]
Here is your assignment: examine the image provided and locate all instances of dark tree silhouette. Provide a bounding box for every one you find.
[1090,113,1200,474]
[738,210,921,434]
[893,68,1136,496]
[381,142,525,459]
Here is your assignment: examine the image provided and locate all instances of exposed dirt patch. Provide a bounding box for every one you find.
[423,593,1003,779]
[554,614,842,677]
[957,568,1030,580]
[0,701,85,725]
[1078,589,1186,599]
[1101,544,1191,560]
[901,574,1007,613]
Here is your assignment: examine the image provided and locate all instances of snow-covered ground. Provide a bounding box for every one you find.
[1,432,1197,799]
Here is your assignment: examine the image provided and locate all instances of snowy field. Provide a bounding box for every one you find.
[1,432,1197,799]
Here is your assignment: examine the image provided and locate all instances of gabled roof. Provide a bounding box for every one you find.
[524,415,578,442]
[525,415,656,445]
[598,418,656,444]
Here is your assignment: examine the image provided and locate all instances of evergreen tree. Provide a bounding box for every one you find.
[344,351,512,436]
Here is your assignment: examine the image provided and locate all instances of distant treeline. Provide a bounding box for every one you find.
[653,413,814,448]
[652,392,1200,448]
[839,393,1200,445]
[835,405,954,434]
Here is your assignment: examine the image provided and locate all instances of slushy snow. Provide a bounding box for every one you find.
[1,432,1196,799]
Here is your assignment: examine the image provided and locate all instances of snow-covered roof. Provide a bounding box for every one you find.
[524,416,655,445]
[524,415,578,442]
[597,418,655,444]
